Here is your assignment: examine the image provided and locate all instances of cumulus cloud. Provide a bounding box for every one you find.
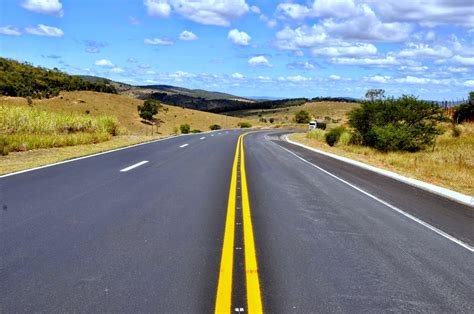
[250,5,260,14]
[329,74,341,80]
[365,75,391,83]
[0,26,22,36]
[275,25,327,50]
[95,59,114,67]
[248,56,272,67]
[394,76,430,84]
[144,38,174,45]
[21,0,63,16]
[452,55,474,66]
[228,29,251,46]
[145,0,249,26]
[331,56,398,66]
[287,61,316,70]
[110,67,125,73]
[463,80,474,87]
[179,30,198,41]
[397,43,452,59]
[25,24,64,37]
[312,43,377,57]
[231,72,244,79]
[144,0,171,17]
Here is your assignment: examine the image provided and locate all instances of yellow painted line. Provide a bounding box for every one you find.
[215,136,241,313]
[240,134,263,314]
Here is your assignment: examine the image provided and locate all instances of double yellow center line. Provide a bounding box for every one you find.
[215,134,263,313]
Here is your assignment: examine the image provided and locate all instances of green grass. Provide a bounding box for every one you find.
[0,105,120,154]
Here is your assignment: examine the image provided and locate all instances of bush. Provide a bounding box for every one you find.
[269,118,275,123]
[348,95,446,152]
[453,100,474,123]
[180,123,191,134]
[238,122,252,128]
[337,131,352,146]
[190,129,202,133]
[0,136,9,155]
[259,118,267,123]
[307,129,325,142]
[294,110,311,124]
[209,124,222,130]
[325,127,346,146]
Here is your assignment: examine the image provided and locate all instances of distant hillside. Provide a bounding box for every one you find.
[0,58,117,98]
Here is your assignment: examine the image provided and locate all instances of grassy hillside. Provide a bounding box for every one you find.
[0,58,116,98]
[228,101,360,126]
[0,91,249,135]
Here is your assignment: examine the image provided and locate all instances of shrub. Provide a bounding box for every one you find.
[307,129,325,142]
[325,127,346,146]
[180,123,191,134]
[294,110,311,124]
[209,124,222,130]
[259,118,267,123]
[337,130,352,146]
[238,122,252,128]
[269,118,275,123]
[453,100,474,124]
[348,95,446,152]
[190,129,202,133]
[0,136,9,155]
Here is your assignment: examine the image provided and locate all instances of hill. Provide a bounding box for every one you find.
[0,58,117,98]
[0,91,247,135]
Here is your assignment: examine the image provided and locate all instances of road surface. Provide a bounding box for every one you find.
[1,130,473,312]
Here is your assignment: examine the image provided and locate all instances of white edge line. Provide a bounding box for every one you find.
[278,145,474,252]
[179,144,189,148]
[120,160,149,172]
[284,135,474,207]
[0,129,227,179]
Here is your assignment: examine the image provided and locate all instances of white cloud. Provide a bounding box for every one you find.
[287,61,316,70]
[331,56,398,66]
[447,66,469,73]
[110,67,125,73]
[25,24,64,37]
[248,56,272,67]
[395,76,430,84]
[313,0,357,18]
[146,0,249,26]
[277,3,312,20]
[399,65,429,73]
[228,29,251,46]
[0,26,22,36]
[286,75,310,82]
[312,43,377,57]
[95,59,114,67]
[250,5,260,14]
[365,75,391,83]
[231,72,244,79]
[275,25,327,50]
[21,0,63,17]
[257,75,271,81]
[179,30,198,41]
[144,38,174,45]
[144,0,171,17]
[463,80,474,87]
[452,55,474,66]
[398,43,452,59]
[329,74,341,80]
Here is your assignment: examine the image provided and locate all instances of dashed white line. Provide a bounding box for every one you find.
[200,137,206,140]
[120,161,149,172]
[179,144,189,148]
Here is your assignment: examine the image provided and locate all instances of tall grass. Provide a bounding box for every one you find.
[0,106,120,154]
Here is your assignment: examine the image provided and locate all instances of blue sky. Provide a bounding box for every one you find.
[0,0,473,99]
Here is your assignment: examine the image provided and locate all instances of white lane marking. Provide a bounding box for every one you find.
[279,146,474,252]
[179,144,189,148]
[200,137,206,140]
[120,161,149,172]
[211,134,215,137]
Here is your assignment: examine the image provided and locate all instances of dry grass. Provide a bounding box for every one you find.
[0,91,250,135]
[0,135,167,175]
[289,123,474,195]
[228,101,359,127]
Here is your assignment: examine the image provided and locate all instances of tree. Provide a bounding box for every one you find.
[453,93,474,123]
[348,95,446,152]
[365,89,385,101]
[294,110,311,124]
[469,91,474,100]
[137,99,160,135]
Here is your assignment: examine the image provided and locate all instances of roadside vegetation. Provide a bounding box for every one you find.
[290,90,474,195]
[0,105,120,154]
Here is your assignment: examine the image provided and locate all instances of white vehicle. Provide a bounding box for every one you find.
[308,120,317,129]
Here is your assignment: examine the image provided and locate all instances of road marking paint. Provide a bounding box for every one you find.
[215,136,241,313]
[119,161,149,172]
[211,134,215,137]
[240,135,264,313]
[200,137,206,140]
[179,144,189,148]
[279,146,474,252]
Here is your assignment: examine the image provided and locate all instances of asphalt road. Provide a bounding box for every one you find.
[1,130,473,312]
